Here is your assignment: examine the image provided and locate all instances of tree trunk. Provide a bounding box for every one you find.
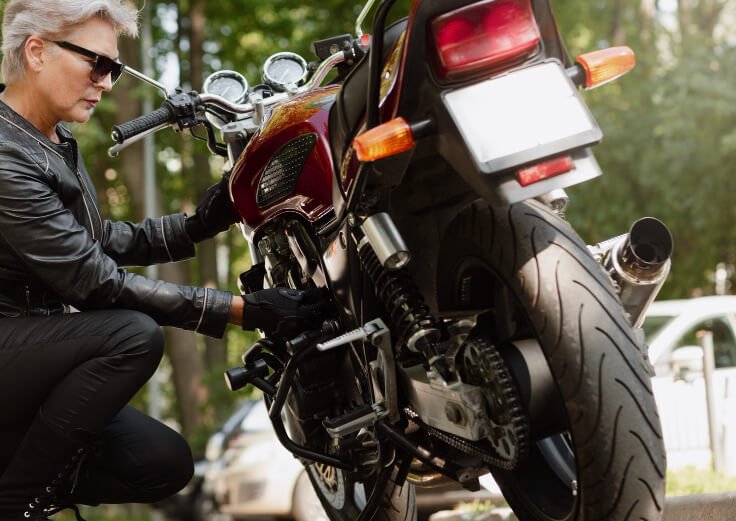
[609,0,625,46]
[188,0,228,374]
[160,263,205,439]
[114,25,207,438]
[111,37,144,219]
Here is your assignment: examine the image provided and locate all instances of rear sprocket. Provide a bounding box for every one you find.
[459,336,530,468]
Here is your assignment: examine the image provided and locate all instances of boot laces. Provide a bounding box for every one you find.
[23,448,89,521]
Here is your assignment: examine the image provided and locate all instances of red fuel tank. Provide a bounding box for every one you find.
[230,86,340,233]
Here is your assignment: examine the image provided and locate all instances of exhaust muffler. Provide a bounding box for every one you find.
[589,217,673,327]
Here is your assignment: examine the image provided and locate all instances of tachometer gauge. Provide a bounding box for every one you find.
[263,52,308,92]
[203,70,249,104]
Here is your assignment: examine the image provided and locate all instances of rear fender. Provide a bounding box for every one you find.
[388,0,599,206]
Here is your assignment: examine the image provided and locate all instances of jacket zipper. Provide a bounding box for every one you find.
[74,168,103,241]
[0,113,105,241]
[24,284,30,317]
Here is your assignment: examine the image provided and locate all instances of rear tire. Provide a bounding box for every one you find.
[436,200,666,521]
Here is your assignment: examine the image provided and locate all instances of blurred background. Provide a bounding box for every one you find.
[1,0,736,519]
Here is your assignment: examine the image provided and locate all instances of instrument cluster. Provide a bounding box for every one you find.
[203,52,309,106]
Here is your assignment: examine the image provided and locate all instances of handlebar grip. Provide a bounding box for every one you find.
[111,105,176,144]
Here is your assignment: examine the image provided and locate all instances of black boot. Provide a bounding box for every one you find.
[0,414,92,521]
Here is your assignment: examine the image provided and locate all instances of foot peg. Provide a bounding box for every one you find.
[323,403,387,438]
[317,319,388,351]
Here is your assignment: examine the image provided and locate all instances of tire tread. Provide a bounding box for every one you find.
[440,200,666,521]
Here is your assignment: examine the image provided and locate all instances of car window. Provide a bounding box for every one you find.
[642,315,675,342]
[240,401,273,433]
[676,316,736,369]
[222,401,255,435]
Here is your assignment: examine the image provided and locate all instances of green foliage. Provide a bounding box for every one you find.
[561,1,736,298]
[667,466,736,496]
[454,499,501,516]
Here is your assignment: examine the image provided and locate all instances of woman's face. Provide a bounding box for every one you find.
[37,17,119,124]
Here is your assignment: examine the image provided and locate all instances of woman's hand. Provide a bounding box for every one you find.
[185,174,240,243]
[238,287,332,338]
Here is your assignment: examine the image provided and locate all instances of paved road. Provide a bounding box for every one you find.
[428,492,736,521]
[663,492,736,521]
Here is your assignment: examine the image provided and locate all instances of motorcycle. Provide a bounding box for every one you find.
[110,1,671,520]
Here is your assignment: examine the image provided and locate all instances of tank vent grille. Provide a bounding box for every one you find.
[257,133,317,207]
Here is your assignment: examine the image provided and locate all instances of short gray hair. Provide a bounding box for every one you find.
[1,0,139,83]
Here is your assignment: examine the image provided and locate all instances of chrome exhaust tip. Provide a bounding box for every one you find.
[590,217,673,327]
[620,217,673,278]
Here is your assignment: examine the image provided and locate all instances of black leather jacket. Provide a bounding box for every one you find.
[0,96,232,338]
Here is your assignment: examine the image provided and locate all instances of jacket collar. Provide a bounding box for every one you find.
[0,84,77,167]
[0,84,74,145]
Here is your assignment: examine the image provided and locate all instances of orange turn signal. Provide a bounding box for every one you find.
[354,117,416,162]
[575,46,636,89]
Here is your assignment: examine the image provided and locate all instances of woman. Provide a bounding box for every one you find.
[0,1,328,520]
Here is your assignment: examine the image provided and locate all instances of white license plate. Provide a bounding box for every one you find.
[443,61,602,173]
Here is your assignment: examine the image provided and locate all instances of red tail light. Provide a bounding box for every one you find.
[432,0,541,80]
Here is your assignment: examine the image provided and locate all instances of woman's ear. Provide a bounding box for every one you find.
[24,36,46,73]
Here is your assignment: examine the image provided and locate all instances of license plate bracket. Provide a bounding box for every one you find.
[443,60,602,174]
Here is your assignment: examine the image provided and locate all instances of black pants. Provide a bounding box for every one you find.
[0,310,193,508]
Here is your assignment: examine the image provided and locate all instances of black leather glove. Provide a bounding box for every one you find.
[185,174,240,243]
[242,287,331,338]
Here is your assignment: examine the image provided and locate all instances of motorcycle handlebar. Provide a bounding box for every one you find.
[108,48,348,157]
[111,105,177,144]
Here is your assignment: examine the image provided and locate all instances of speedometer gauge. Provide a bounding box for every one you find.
[203,70,249,104]
[263,52,308,91]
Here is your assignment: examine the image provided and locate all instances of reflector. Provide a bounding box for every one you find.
[517,156,574,187]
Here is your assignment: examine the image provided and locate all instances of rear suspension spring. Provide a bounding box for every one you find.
[358,242,453,379]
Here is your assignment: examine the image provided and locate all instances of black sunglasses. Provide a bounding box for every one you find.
[54,40,125,85]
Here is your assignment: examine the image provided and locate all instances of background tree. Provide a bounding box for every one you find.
[557,0,736,297]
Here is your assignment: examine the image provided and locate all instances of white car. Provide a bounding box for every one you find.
[204,400,328,521]
[644,296,736,375]
[643,296,736,473]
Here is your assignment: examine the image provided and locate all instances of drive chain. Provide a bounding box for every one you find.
[404,407,517,471]
[404,337,529,471]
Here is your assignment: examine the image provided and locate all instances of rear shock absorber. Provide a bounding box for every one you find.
[356,215,454,381]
